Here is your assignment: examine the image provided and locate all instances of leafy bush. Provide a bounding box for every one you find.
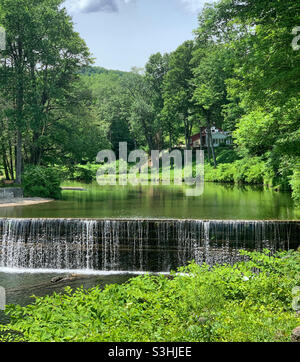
[205,157,266,185]
[233,110,277,157]
[1,250,299,342]
[22,165,62,199]
[205,163,235,183]
[65,164,102,183]
[73,166,94,183]
[234,157,265,184]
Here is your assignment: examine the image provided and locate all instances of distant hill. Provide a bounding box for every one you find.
[79,66,129,77]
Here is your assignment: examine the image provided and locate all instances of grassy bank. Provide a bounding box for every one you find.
[1,250,299,342]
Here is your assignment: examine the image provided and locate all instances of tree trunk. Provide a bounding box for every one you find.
[1,147,10,180]
[15,39,25,185]
[15,129,22,184]
[184,119,192,150]
[8,139,15,180]
[169,131,172,150]
[205,111,217,168]
[30,131,42,165]
[207,125,217,168]
[206,131,211,163]
[198,120,203,150]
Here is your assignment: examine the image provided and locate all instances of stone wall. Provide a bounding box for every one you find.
[0,187,23,199]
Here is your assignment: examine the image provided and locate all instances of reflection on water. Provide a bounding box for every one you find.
[0,182,297,220]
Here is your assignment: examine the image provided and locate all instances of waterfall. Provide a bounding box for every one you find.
[0,218,299,272]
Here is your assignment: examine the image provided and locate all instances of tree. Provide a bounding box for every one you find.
[216,0,300,107]
[162,41,195,149]
[145,52,170,149]
[37,78,110,168]
[211,0,300,195]
[85,72,136,153]
[0,0,91,183]
[192,5,235,167]
[0,96,14,180]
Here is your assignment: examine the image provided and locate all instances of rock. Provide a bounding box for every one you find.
[50,274,83,284]
[50,276,65,284]
[291,326,300,342]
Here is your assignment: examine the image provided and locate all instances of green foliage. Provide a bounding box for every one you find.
[216,148,239,164]
[233,110,277,157]
[22,165,62,199]
[205,163,235,183]
[205,157,266,185]
[72,167,93,184]
[162,41,195,148]
[290,162,300,206]
[0,0,93,181]
[79,66,127,78]
[0,0,298,201]
[83,71,137,153]
[1,250,299,342]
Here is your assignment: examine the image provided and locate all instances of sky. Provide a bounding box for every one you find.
[63,0,210,71]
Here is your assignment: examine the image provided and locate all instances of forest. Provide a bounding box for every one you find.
[0,0,299,203]
[0,0,300,345]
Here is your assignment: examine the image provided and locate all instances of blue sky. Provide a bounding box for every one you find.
[64,0,210,71]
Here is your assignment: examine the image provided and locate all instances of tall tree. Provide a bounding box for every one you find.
[0,0,91,183]
[162,41,195,149]
[145,52,170,150]
[211,0,300,194]
[85,72,136,153]
[192,5,236,167]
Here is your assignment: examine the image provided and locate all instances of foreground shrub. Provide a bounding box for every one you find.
[1,250,299,342]
[22,165,62,199]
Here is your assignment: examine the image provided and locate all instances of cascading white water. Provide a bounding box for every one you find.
[0,218,298,272]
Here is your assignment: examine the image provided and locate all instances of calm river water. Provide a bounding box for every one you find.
[0,182,298,220]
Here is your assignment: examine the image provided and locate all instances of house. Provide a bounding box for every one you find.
[190,126,233,149]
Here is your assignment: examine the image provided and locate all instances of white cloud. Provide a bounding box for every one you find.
[180,0,206,13]
[64,0,122,13]
[64,0,206,14]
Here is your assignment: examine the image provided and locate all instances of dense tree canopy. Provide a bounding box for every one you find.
[0,0,299,202]
[0,0,97,181]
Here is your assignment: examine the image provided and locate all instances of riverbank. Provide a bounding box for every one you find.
[0,198,54,208]
[1,250,299,342]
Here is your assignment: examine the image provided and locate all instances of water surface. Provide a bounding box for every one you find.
[0,182,298,220]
